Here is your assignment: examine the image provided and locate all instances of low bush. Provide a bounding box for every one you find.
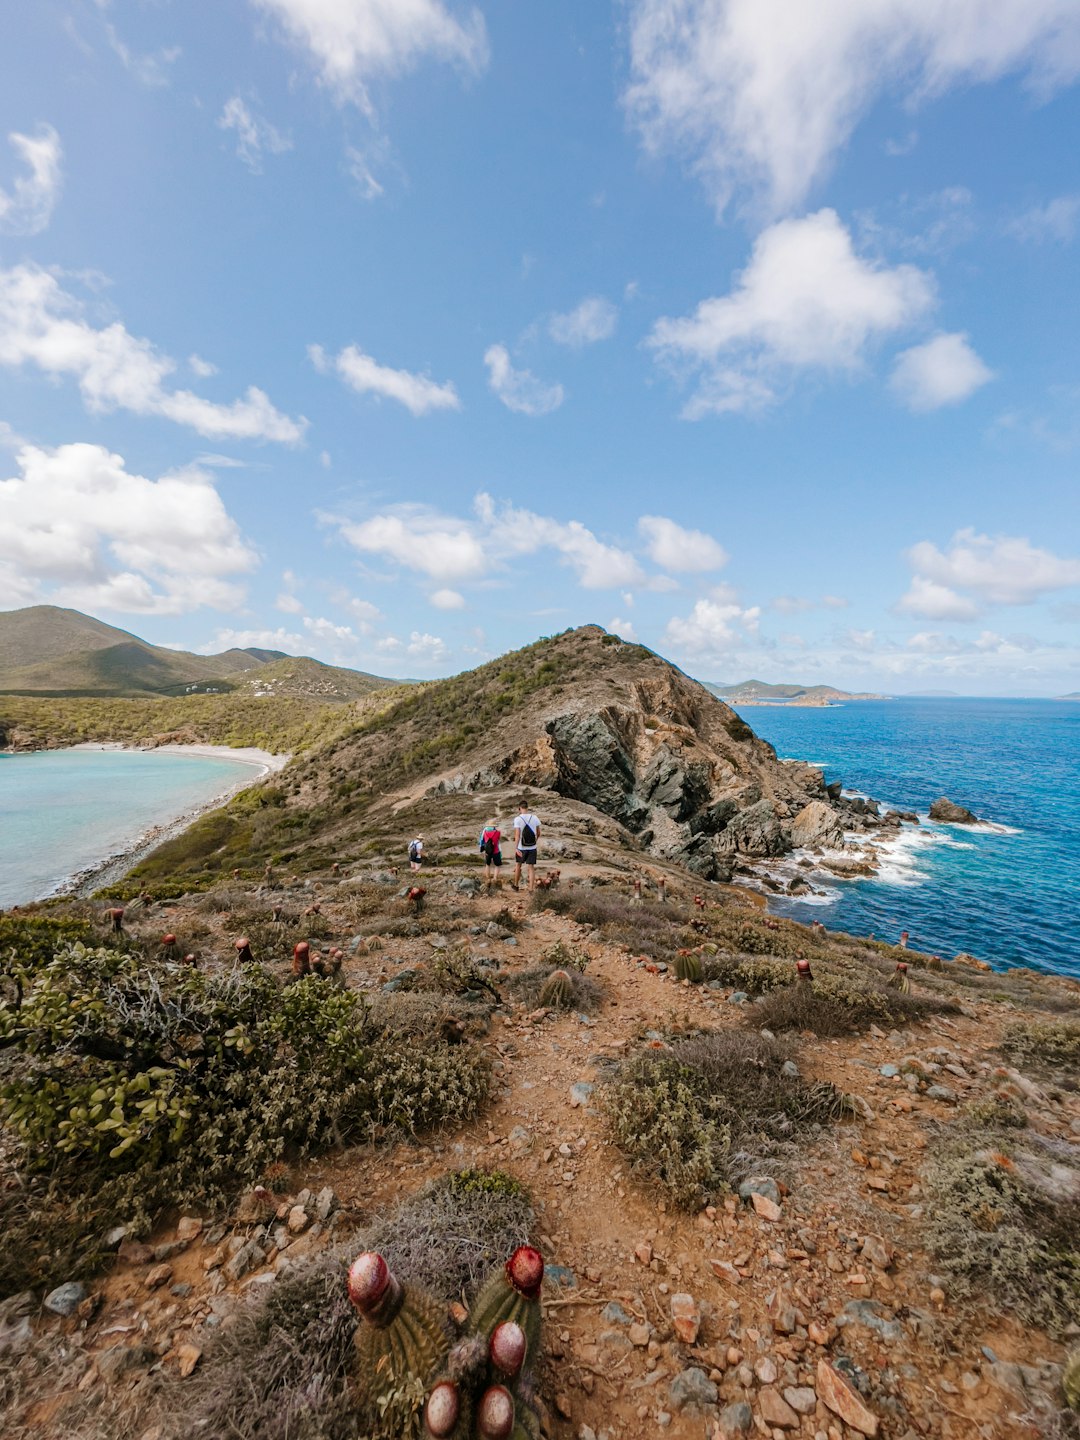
[750,973,956,1036]
[606,1030,851,1209]
[924,1141,1080,1336]
[0,943,489,1297]
[1001,1020,1080,1070]
[700,952,789,994]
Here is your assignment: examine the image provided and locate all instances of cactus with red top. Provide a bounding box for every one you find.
[886,960,911,994]
[348,1252,449,1411]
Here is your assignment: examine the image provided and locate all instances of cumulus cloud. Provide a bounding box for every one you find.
[0,124,62,235]
[648,210,933,416]
[890,332,994,411]
[624,0,1080,216]
[664,594,762,656]
[0,442,257,615]
[0,264,305,442]
[907,529,1080,605]
[326,494,643,591]
[219,96,292,172]
[310,342,460,416]
[896,574,981,620]
[484,344,564,416]
[430,587,465,609]
[250,0,488,110]
[638,514,727,572]
[201,625,303,653]
[549,296,618,347]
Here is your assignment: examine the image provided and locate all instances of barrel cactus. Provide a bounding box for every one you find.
[674,950,703,984]
[886,961,911,994]
[468,1246,543,1365]
[349,1251,449,1419]
[538,969,574,1009]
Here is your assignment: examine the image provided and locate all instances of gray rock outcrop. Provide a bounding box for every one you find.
[929,796,979,824]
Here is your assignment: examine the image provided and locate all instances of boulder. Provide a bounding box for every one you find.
[929,796,978,824]
[790,800,844,849]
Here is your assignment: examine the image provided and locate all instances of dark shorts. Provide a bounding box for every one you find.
[516,848,538,866]
[485,851,502,867]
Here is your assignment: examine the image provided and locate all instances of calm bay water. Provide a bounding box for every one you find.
[0,748,262,907]
[740,697,1080,978]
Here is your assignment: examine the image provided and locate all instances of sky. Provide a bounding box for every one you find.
[0,1,1079,696]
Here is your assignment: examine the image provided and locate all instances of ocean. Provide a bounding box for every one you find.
[0,747,265,908]
[740,697,1080,979]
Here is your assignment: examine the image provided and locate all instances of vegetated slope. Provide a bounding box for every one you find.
[130,625,848,885]
[0,605,144,670]
[704,677,882,702]
[0,605,394,700]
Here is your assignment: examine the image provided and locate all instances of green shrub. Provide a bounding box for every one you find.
[606,1030,850,1209]
[1001,1020,1080,1069]
[750,972,956,1036]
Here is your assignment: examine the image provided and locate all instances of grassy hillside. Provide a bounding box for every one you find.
[0,689,402,756]
[0,605,143,669]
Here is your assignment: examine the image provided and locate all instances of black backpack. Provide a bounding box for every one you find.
[483,833,496,860]
[519,820,536,848]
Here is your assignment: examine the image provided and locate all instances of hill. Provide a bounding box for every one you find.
[0,605,391,700]
[130,625,877,888]
[704,677,884,704]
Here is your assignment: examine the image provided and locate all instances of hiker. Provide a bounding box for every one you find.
[512,801,541,892]
[478,818,503,889]
[898,929,909,950]
[408,834,425,872]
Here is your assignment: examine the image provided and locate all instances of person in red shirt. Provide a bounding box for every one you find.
[478,819,503,890]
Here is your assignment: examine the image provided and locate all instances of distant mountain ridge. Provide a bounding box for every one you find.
[0,605,391,700]
[703,677,885,705]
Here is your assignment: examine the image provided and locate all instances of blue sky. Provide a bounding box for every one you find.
[1,1,1079,695]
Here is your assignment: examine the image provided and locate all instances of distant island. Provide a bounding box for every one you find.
[1058,692,1080,701]
[702,677,886,706]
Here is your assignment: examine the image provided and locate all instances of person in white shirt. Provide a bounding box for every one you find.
[408,835,424,872]
[512,802,541,892]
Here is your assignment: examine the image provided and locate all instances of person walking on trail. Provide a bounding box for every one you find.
[478,819,503,890]
[512,802,541,892]
[408,834,425,873]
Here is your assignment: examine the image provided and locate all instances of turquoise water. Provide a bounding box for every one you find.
[740,698,1080,978]
[0,748,263,907]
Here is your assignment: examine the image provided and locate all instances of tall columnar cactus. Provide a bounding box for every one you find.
[538,969,574,1009]
[468,1246,543,1365]
[348,1252,449,1408]
[886,961,911,994]
[292,941,311,978]
[674,949,703,984]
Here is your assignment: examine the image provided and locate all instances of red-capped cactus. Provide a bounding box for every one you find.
[489,1322,526,1381]
[348,1252,449,1414]
[476,1385,515,1440]
[234,936,254,964]
[468,1247,543,1364]
[292,941,311,978]
[107,906,125,934]
[795,958,813,983]
[160,933,181,963]
[887,960,911,994]
[423,1379,468,1438]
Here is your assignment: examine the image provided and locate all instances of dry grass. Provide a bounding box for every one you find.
[750,973,958,1036]
[503,965,604,1013]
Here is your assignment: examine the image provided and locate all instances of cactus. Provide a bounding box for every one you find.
[348,1252,450,1409]
[795,958,813,982]
[468,1247,543,1365]
[160,933,181,963]
[476,1385,515,1440]
[234,936,254,964]
[886,961,911,994]
[423,1379,470,1438]
[928,954,944,972]
[674,950,703,984]
[292,941,311,978]
[538,969,574,1009]
[1064,1349,1080,1411]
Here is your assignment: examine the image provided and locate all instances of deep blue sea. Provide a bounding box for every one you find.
[0,748,263,908]
[739,698,1080,978]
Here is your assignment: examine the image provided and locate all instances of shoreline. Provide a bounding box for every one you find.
[14,743,290,904]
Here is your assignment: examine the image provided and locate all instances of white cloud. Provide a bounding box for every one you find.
[189,353,218,378]
[890,332,994,411]
[608,616,639,641]
[201,626,303,654]
[638,514,727,573]
[430,587,465,609]
[0,124,62,236]
[549,296,618,347]
[0,442,257,615]
[219,96,292,172]
[896,574,980,620]
[771,594,850,615]
[843,628,877,652]
[648,210,933,415]
[332,507,487,582]
[664,595,761,656]
[908,529,1080,605]
[625,0,1080,216]
[0,264,304,442]
[346,595,382,630]
[104,22,181,88]
[1008,194,1080,244]
[276,591,304,614]
[484,344,564,416]
[327,494,643,592]
[250,0,488,110]
[406,630,448,660]
[310,342,460,416]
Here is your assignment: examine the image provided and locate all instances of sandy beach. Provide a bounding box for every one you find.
[53,743,291,899]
